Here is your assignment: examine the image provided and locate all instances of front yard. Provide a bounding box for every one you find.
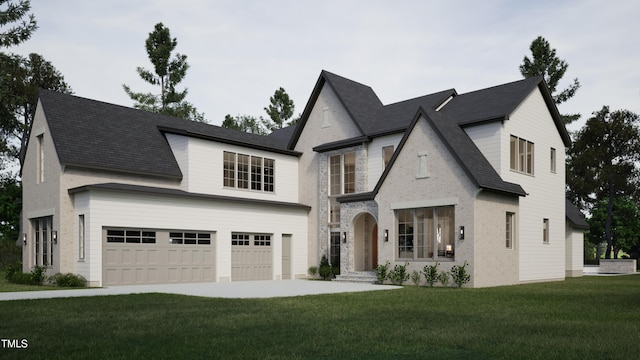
[1,275,638,359]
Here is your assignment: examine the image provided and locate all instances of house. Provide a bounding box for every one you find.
[21,70,583,287]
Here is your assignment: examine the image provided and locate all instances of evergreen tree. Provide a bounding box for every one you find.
[520,36,581,124]
[123,22,205,122]
[262,87,295,131]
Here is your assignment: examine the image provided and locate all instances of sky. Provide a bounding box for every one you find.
[8,0,640,132]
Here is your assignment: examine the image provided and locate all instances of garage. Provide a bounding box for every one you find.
[103,228,215,286]
[231,233,273,281]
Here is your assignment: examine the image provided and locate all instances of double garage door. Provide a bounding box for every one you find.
[103,229,215,286]
[103,229,274,285]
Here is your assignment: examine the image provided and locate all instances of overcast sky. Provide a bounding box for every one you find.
[9,0,640,132]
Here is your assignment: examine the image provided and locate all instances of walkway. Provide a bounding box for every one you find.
[0,279,400,301]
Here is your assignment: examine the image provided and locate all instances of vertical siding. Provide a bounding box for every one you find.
[501,88,567,282]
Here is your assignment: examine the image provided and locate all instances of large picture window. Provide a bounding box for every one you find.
[397,206,455,260]
[510,135,534,175]
[224,151,274,192]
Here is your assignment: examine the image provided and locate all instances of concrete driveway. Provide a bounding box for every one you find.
[0,280,400,301]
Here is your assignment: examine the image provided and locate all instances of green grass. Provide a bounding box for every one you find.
[1,276,639,359]
[0,276,59,292]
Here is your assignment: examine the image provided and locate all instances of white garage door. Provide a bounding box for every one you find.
[103,229,215,286]
[231,233,273,281]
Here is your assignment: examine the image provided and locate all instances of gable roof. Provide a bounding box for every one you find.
[440,76,571,146]
[566,199,590,229]
[289,70,455,150]
[370,107,527,198]
[38,90,299,179]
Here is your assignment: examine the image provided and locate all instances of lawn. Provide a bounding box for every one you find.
[1,275,639,359]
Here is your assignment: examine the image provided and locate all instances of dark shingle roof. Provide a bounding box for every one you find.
[39,90,299,179]
[440,76,571,146]
[566,199,590,229]
[367,108,526,198]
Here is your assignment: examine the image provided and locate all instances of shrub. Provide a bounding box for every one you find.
[331,265,340,277]
[438,271,450,287]
[410,270,421,286]
[318,255,331,280]
[8,271,33,285]
[3,262,20,281]
[307,266,318,277]
[388,262,410,285]
[422,262,440,287]
[374,261,390,284]
[30,265,47,286]
[450,261,471,287]
[51,273,87,287]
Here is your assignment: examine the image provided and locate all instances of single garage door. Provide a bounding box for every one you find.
[103,228,215,286]
[231,233,272,281]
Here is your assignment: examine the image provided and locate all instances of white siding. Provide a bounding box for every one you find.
[367,134,403,191]
[501,88,567,282]
[463,122,502,173]
[166,135,299,203]
[74,189,308,286]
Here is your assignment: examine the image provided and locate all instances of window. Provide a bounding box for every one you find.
[343,152,356,194]
[329,152,356,195]
[32,217,53,266]
[397,206,455,260]
[106,229,156,244]
[79,215,85,260]
[231,233,271,246]
[223,152,274,192]
[550,148,556,173]
[510,135,534,175]
[382,146,394,170]
[330,232,341,269]
[170,232,211,245]
[543,219,549,243]
[231,233,250,246]
[329,197,340,224]
[37,134,44,183]
[506,212,515,249]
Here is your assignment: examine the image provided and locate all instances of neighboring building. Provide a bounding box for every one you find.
[21,70,580,287]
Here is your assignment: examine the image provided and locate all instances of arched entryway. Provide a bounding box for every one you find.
[351,212,378,271]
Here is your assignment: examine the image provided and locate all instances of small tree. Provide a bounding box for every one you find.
[519,36,581,124]
[262,87,294,131]
[318,255,331,280]
[123,22,205,122]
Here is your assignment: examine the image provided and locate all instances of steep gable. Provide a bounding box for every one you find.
[370,107,526,198]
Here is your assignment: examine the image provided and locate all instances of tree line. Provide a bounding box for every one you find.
[0,1,638,265]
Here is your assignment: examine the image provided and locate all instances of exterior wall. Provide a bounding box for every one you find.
[473,192,520,287]
[166,134,300,203]
[463,122,502,172]
[374,115,478,285]
[21,102,62,275]
[366,134,403,191]
[294,84,363,267]
[500,88,567,282]
[73,188,308,286]
[565,221,585,277]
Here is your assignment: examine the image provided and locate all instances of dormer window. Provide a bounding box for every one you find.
[224,151,275,193]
